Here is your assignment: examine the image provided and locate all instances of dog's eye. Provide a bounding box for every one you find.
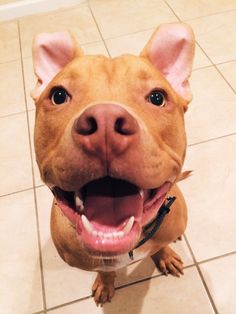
[50,87,70,105]
[148,90,165,107]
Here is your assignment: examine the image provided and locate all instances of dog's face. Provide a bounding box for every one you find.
[32,24,194,257]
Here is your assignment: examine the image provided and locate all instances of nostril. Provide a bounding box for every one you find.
[75,116,97,135]
[114,117,137,135]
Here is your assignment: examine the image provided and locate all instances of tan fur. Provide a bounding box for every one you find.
[33,24,194,306]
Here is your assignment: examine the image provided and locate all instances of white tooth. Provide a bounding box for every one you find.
[116,231,124,238]
[139,190,144,198]
[81,215,93,234]
[169,176,176,183]
[122,216,134,235]
[75,191,84,211]
[98,231,104,238]
[107,233,114,239]
[92,230,98,237]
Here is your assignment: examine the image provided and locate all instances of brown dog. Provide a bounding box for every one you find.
[31,23,195,306]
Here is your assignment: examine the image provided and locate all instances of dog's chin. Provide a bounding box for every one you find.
[50,176,173,257]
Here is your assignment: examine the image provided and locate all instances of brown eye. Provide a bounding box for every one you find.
[148,90,165,107]
[51,87,70,105]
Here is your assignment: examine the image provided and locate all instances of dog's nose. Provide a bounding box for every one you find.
[73,104,139,157]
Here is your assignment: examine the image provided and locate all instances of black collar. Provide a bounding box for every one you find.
[128,196,176,260]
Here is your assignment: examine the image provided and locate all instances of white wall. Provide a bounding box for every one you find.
[0,0,86,21]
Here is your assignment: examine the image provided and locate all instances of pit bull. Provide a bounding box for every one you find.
[31,23,195,305]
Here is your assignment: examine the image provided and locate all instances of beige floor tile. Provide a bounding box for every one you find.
[50,267,214,314]
[82,41,109,56]
[106,29,211,70]
[193,44,211,70]
[217,60,236,92]
[28,109,43,186]
[90,0,177,39]
[166,0,236,21]
[36,186,193,308]
[200,254,236,314]
[0,21,20,63]
[186,66,236,145]
[19,4,101,58]
[0,190,43,314]
[0,60,25,117]
[188,11,236,64]
[179,135,236,261]
[0,113,33,195]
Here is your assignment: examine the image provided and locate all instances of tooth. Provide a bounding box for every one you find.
[92,230,98,237]
[75,191,84,211]
[104,232,113,239]
[139,190,144,198]
[116,231,124,238]
[122,216,134,235]
[169,176,176,183]
[81,215,93,234]
[98,231,104,238]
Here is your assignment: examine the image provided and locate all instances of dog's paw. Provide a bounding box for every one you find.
[151,246,184,277]
[92,272,116,306]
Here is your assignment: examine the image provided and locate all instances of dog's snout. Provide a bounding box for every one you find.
[73,104,139,158]
[74,104,137,136]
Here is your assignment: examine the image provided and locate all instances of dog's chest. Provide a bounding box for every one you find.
[92,249,150,272]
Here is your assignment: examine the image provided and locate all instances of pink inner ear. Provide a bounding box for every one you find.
[32,31,76,100]
[143,24,195,102]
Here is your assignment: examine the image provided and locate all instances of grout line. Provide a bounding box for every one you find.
[213,64,236,94]
[183,235,219,314]
[163,0,181,21]
[46,295,92,312]
[188,131,236,148]
[0,183,45,199]
[32,311,45,314]
[46,262,196,312]
[17,20,47,314]
[0,110,27,119]
[0,186,34,198]
[198,250,236,265]
[191,40,236,94]
[88,4,111,57]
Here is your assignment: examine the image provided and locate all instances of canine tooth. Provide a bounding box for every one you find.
[123,216,134,235]
[81,215,93,234]
[75,192,84,210]
[139,190,144,198]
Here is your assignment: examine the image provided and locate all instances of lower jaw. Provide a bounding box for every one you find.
[74,195,168,257]
[76,219,141,256]
[53,180,171,257]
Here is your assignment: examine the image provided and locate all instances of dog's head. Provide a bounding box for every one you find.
[32,23,194,257]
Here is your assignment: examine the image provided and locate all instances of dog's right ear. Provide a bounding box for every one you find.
[31,31,83,101]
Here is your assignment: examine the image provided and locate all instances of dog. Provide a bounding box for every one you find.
[31,23,195,306]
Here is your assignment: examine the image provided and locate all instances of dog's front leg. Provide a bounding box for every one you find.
[92,271,116,306]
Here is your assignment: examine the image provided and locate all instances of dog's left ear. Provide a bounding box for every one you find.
[141,23,195,105]
[31,31,83,101]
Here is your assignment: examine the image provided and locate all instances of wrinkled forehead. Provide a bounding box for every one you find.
[60,54,165,85]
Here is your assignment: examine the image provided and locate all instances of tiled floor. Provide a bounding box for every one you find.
[0,1,236,313]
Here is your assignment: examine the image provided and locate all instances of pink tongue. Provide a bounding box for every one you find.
[83,177,142,228]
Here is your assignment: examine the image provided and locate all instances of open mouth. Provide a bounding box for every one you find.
[51,176,172,256]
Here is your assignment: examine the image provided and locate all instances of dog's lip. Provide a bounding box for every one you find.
[50,176,174,255]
